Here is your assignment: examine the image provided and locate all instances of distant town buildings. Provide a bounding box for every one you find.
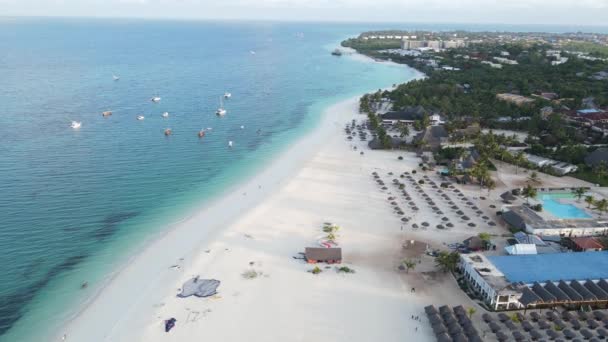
[400,39,466,51]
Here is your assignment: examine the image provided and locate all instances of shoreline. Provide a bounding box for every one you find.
[55,49,425,341]
[56,94,380,341]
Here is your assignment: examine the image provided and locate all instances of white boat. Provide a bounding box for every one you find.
[249,50,256,55]
[161,112,169,118]
[228,141,233,148]
[102,111,112,117]
[151,97,161,103]
[136,115,145,120]
[224,92,232,99]
[70,121,82,129]
[240,125,245,129]
[112,74,120,81]
[206,127,213,131]
[216,96,227,116]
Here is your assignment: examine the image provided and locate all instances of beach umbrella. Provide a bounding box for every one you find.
[482,313,493,322]
[579,312,592,321]
[422,222,429,227]
[476,210,483,214]
[468,223,476,227]
[495,331,509,341]
[432,206,439,210]
[581,328,594,339]
[451,206,459,210]
[562,311,575,321]
[387,196,395,200]
[512,331,525,341]
[588,319,600,329]
[436,333,451,342]
[488,221,496,226]
[456,210,464,215]
[381,187,387,190]
[482,216,489,220]
[428,314,442,325]
[401,217,409,222]
[461,216,470,220]
[539,319,551,329]
[436,225,445,229]
[413,207,419,211]
[452,333,467,342]
[547,330,560,339]
[437,211,444,215]
[466,201,474,205]
[593,310,607,321]
[412,224,419,228]
[489,204,496,208]
[390,201,397,205]
[563,328,577,339]
[530,312,541,321]
[546,311,558,321]
[571,318,582,330]
[529,329,542,340]
[489,322,501,332]
[504,320,516,330]
[424,305,438,315]
[597,328,608,337]
[446,223,454,228]
[471,206,479,210]
[522,320,534,331]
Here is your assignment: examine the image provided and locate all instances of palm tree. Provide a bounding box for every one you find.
[572,188,586,202]
[595,199,608,217]
[515,151,526,174]
[467,307,477,319]
[397,123,410,139]
[435,251,460,273]
[402,259,416,273]
[486,178,496,196]
[527,171,541,185]
[594,161,608,180]
[585,195,595,209]
[522,184,537,205]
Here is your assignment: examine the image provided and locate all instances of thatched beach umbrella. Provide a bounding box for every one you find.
[391,201,397,205]
[530,312,541,321]
[466,201,474,205]
[461,216,470,220]
[476,210,483,214]
[562,311,575,321]
[489,322,501,332]
[593,311,606,321]
[563,328,578,339]
[412,224,419,229]
[482,313,493,322]
[482,216,489,220]
[529,329,542,340]
[588,319,599,329]
[547,330,560,339]
[442,217,449,221]
[401,217,409,222]
[597,328,608,338]
[538,319,551,329]
[488,221,497,226]
[422,222,430,227]
[512,331,525,341]
[436,225,445,229]
[522,320,534,331]
[495,331,508,341]
[424,305,438,315]
[580,328,594,339]
[570,318,582,330]
[468,223,476,227]
[498,313,509,322]
[413,207,419,211]
[446,223,454,228]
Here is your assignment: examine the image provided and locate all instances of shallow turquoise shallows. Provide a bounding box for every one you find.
[0,18,421,341]
[540,193,592,219]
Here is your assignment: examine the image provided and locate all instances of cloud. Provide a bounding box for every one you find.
[2,0,608,26]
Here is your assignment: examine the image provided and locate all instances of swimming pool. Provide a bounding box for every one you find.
[539,193,592,219]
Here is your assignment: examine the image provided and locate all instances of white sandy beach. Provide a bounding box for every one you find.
[59,94,504,342]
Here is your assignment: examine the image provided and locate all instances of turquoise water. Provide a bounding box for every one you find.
[0,18,418,341]
[539,193,592,219]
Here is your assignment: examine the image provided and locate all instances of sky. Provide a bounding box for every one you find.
[1,0,608,26]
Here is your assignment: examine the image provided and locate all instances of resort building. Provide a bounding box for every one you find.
[585,148,608,168]
[460,252,608,310]
[501,205,608,237]
[496,93,535,106]
[520,153,578,175]
[380,106,444,126]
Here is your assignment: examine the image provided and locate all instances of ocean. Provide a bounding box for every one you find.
[0,18,415,341]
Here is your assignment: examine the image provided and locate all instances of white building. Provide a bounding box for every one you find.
[460,253,523,310]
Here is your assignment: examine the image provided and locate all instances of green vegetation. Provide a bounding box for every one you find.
[467,307,476,319]
[572,187,586,201]
[336,266,356,274]
[435,251,460,273]
[310,266,322,275]
[402,259,417,273]
[522,184,538,205]
[563,41,608,58]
